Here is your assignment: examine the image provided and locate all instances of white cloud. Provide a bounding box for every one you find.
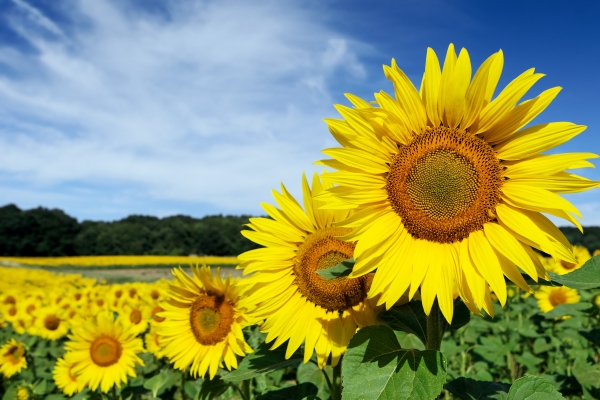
[0,0,369,219]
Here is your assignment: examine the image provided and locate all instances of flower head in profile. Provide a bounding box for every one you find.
[53,357,86,396]
[64,311,145,393]
[158,266,253,379]
[239,173,381,368]
[317,44,598,322]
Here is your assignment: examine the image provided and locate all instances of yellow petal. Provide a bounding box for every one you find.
[421,47,441,126]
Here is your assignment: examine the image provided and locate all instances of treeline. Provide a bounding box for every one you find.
[0,204,260,257]
[0,204,599,257]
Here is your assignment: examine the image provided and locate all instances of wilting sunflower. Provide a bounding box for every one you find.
[64,311,144,393]
[34,307,69,341]
[317,44,599,322]
[546,245,591,275]
[239,173,381,368]
[158,266,253,379]
[535,286,580,313]
[0,339,27,378]
[53,357,86,396]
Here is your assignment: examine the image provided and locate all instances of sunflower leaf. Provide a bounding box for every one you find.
[342,325,446,400]
[548,255,600,289]
[579,328,600,347]
[256,382,319,400]
[444,377,510,400]
[506,375,564,400]
[542,302,592,319]
[316,258,354,280]
[222,342,303,383]
[376,301,428,346]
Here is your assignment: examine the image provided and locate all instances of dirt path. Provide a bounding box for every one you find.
[0,262,242,283]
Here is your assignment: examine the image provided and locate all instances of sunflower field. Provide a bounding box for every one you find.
[3,43,600,400]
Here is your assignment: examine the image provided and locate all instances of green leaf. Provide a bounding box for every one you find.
[256,382,319,400]
[543,302,592,319]
[506,376,564,400]
[342,325,446,400]
[197,376,229,400]
[445,377,510,400]
[316,258,354,279]
[143,369,180,397]
[532,338,554,355]
[222,341,302,382]
[376,300,428,346]
[550,255,600,289]
[296,361,331,399]
[579,328,600,347]
[33,379,48,395]
[572,357,600,389]
[449,299,471,331]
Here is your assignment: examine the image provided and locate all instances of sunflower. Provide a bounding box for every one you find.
[34,307,69,341]
[117,300,150,336]
[64,311,144,393]
[535,286,580,313]
[53,357,86,396]
[316,44,599,322]
[0,339,27,378]
[15,384,33,400]
[238,173,381,368]
[158,266,252,379]
[547,245,591,275]
[144,327,163,358]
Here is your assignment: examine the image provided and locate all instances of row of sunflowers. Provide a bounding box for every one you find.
[0,256,238,269]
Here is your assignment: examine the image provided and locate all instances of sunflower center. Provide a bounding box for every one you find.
[44,315,60,331]
[294,226,371,312]
[549,290,568,307]
[7,345,24,364]
[560,260,577,270]
[387,126,503,243]
[151,290,160,300]
[4,296,15,305]
[26,305,35,314]
[189,294,234,345]
[74,293,82,301]
[114,290,122,299]
[130,310,142,324]
[90,336,122,367]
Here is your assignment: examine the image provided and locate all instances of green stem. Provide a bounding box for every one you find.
[112,385,118,400]
[309,359,334,396]
[426,300,444,351]
[241,379,251,400]
[331,360,342,400]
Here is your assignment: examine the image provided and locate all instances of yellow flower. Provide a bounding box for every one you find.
[593,249,600,257]
[53,358,86,396]
[547,245,591,275]
[316,44,598,322]
[15,384,33,400]
[117,300,150,336]
[64,311,145,393]
[144,327,163,359]
[0,339,27,378]
[158,266,252,379]
[535,286,580,313]
[34,307,69,341]
[239,173,381,368]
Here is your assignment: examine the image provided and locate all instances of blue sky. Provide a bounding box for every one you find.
[0,0,599,226]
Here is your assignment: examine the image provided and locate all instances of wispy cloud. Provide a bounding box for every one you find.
[0,0,369,219]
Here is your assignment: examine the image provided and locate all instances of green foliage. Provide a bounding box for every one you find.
[341,325,447,400]
[316,259,354,279]
[0,204,260,256]
[550,255,600,290]
[223,342,303,383]
[506,375,564,399]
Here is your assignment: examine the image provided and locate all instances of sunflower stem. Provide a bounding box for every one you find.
[241,379,251,400]
[331,360,342,400]
[426,300,444,351]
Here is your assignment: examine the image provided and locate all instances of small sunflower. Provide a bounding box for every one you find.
[239,173,381,368]
[117,301,150,336]
[144,327,163,359]
[158,266,253,379]
[53,357,86,396]
[15,384,33,400]
[34,307,69,341]
[535,286,580,313]
[317,44,599,321]
[65,311,145,393]
[546,245,592,275]
[0,339,27,378]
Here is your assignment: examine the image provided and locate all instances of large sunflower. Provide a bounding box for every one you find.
[317,44,599,322]
[158,266,253,379]
[238,173,381,368]
[64,311,144,393]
